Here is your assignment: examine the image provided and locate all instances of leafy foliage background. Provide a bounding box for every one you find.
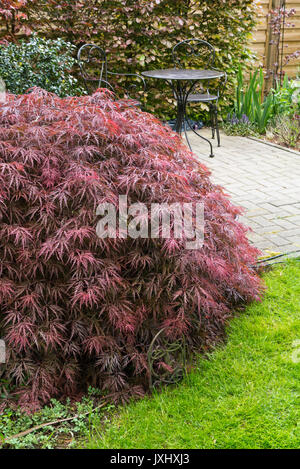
[0,0,258,119]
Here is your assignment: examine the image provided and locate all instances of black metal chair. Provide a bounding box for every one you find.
[77,44,146,107]
[172,39,227,147]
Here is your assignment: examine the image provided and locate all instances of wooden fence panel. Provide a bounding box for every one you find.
[252,0,300,78]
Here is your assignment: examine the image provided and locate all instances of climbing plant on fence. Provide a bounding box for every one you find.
[0,0,258,119]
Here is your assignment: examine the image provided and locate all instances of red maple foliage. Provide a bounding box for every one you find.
[0,88,262,410]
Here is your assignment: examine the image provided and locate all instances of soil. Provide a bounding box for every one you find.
[259,135,300,152]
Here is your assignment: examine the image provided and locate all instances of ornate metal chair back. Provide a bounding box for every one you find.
[77,44,113,94]
[172,39,216,70]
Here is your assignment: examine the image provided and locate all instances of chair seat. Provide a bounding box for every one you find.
[187,93,218,103]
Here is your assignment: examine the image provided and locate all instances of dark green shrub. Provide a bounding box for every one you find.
[0,35,85,97]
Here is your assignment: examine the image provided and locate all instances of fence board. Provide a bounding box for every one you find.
[251,0,300,78]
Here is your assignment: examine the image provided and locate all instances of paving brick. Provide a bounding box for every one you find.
[277,228,300,238]
[268,235,292,246]
[253,216,279,227]
[254,226,282,235]
[274,219,298,229]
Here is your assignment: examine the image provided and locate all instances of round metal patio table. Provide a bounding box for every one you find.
[142,68,225,157]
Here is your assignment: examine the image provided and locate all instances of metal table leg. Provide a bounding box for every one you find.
[170,79,215,158]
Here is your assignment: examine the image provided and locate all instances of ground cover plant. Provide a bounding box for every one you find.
[222,113,259,137]
[0,87,262,411]
[84,260,300,450]
[0,389,113,449]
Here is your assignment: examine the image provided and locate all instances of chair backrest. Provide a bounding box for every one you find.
[172,39,216,69]
[77,44,111,94]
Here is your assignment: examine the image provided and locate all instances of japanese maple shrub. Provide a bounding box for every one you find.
[0,88,262,410]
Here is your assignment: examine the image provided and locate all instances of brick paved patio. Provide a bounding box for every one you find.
[186,129,300,255]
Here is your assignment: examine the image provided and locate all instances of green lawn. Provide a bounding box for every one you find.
[84,261,300,449]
